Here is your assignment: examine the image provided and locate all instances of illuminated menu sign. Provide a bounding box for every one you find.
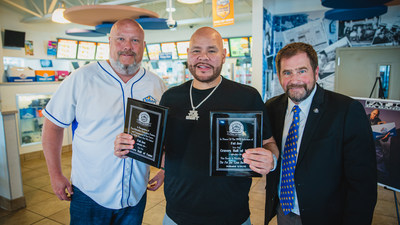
[249,37,252,51]
[77,41,96,60]
[147,43,161,60]
[95,43,109,60]
[57,39,78,59]
[223,38,230,57]
[143,47,149,60]
[161,42,178,60]
[176,41,190,59]
[229,37,250,57]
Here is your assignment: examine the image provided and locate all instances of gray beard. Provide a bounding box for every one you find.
[109,58,141,76]
[286,83,315,103]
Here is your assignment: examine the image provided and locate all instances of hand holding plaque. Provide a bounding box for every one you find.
[210,111,263,177]
[124,98,168,168]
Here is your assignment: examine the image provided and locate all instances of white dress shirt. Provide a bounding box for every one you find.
[278,85,317,215]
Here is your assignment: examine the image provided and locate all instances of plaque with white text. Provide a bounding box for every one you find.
[210,112,263,177]
[124,98,168,168]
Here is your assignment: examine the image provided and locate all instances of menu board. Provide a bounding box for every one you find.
[143,47,149,61]
[161,42,178,60]
[223,38,230,57]
[77,41,96,60]
[249,37,252,51]
[95,42,109,60]
[147,43,161,60]
[176,41,190,59]
[229,37,250,57]
[57,39,78,59]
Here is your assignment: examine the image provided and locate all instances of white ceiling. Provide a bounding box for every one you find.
[0,0,253,24]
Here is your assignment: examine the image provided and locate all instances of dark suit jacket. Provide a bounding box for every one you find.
[264,85,377,225]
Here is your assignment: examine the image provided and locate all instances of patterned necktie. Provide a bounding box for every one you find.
[280,105,300,215]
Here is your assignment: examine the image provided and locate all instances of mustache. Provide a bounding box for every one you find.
[194,63,214,69]
[118,50,136,56]
[287,83,306,89]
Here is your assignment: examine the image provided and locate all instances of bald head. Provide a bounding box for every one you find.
[187,27,226,86]
[110,19,144,37]
[190,27,224,50]
[108,18,146,79]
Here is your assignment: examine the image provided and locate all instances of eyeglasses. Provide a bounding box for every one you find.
[109,36,142,45]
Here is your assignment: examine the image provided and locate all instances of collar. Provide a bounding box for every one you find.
[286,84,317,117]
[98,61,145,84]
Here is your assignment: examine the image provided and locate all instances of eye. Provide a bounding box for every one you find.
[192,50,200,53]
[117,37,125,42]
[299,69,307,74]
[283,71,291,76]
[209,50,217,53]
[132,39,139,43]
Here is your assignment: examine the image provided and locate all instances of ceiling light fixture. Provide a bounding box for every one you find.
[166,0,176,12]
[166,0,177,29]
[52,2,70,24]
[177,0,203,4]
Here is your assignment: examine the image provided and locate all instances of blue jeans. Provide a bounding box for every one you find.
[70,186,146,225]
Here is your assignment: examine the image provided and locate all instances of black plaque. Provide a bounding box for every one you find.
[210,112,263,177]
[124,98,168,168]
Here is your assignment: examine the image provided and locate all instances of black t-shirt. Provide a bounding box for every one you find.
[160,77,272,225]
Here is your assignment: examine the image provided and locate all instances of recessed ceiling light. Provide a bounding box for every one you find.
[177,0,203,4]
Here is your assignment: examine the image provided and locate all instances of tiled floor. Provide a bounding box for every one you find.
[0,150,399,225]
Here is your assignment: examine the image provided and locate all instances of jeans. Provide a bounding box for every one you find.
[70,185,146,225]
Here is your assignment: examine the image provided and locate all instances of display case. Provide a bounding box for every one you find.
[142,60,189,88]
[16,93,52,146]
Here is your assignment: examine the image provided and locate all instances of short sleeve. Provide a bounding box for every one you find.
[43,72,80,128]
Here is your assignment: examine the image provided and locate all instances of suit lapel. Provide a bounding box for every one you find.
[296,85,325,166]
[275,95,288,149]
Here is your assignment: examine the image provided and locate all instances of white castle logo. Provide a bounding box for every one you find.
[228,121,244,136]
[138,112,151,126]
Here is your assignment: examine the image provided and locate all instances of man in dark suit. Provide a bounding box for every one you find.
[264,42,377,225]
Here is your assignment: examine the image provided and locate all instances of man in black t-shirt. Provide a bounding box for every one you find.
[162,27,278,225]
[115,27,279,225]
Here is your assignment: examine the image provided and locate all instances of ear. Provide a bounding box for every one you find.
[315,66,320,81]
[277,72,283,86]
[222,48,226,64]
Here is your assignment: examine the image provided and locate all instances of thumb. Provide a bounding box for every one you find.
[66,182,74,195]
[148,177,155,184]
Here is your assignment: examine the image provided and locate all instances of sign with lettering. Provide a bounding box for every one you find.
[210,111,262,177]
[212,0,234,27]
[124,98,168,168]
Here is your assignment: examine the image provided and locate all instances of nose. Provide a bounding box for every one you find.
[122,40,134,51]
[287,72,303,83]
[198,51,210,61]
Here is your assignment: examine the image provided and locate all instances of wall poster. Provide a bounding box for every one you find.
[356,97,400,192]
[263,5,400,100]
